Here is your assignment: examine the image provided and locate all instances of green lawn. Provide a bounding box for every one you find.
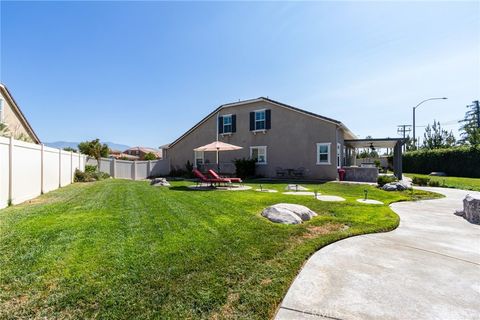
[405,173,480,191]
[0,179,439,319]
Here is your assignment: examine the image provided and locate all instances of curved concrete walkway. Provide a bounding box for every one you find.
[276,187,480,320]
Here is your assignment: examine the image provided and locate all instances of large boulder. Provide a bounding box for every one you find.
[261,203,317,224]
[382,181,411,191]
[455,195,480,224]
[150,178,171,187]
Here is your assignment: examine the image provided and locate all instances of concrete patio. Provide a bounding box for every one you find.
[276,187,480,320]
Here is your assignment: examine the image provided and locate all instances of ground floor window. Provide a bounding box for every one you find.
[316,143,331,165]
[337,143,341,168]
[250,146,267,164]
[194,151,204,167]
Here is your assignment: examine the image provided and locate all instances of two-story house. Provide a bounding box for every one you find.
[0,84,40,144]
[164,97,357,180]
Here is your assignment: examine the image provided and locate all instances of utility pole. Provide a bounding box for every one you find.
[397,125,412,152]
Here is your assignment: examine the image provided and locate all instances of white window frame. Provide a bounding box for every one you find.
[250,146,267,165]
[316,143,331,165]
[222,114,232,133]
[194,151,204,168]
[254,109,266,131]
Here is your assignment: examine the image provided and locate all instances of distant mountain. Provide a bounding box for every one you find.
[44,141,131,151]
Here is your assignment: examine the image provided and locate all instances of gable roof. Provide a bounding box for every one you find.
[168,97,356,148]
[0,84,41,144]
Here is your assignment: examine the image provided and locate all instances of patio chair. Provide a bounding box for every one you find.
[208,169,242,184]
[275,167,287,177]
[193,169,231,187]
[293,167,305,178]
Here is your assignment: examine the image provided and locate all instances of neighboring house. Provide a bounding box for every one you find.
[0,84,40,143]
[123,147,162,160]
[164,97,357,180]
[108,149,140,160]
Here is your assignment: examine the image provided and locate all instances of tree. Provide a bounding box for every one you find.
[459,100,480,148]
[422,120,456,149]
[63,147,77,153]
[0,123,8,137]
[78,139,109,170]
[143,152,157,160]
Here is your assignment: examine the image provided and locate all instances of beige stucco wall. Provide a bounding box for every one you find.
[0,91,36,143]
[167,100,349,180]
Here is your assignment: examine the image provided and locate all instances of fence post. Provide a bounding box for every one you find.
[59,148,62,187]
[41,144,44,194]
[112,158,116,178]
[70,151,73,184]
[8,136,13,204]
[132,161,137,180]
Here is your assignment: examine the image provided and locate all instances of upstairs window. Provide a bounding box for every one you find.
[255,110,265,130]
[250,109,271,131]
[223,115,232,133]
[218,114,236,134]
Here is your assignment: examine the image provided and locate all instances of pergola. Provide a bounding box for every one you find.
[344,138,404,180]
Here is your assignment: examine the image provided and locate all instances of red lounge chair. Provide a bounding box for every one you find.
[208,169,242,184]
[193,169,231,187]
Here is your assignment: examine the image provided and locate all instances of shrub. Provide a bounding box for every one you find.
[144,152,157,160]
[374,160,381,168]
[74,169,87,182]
[85,165,97,174]
[412,176,430,186]
[428,180,440,187]
[377,175,397,187]
[233,158,256,179]
[403,146,480,178]
[74,168,109,182]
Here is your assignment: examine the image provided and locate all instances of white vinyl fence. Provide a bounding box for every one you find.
[0,136,86,209]
[86,157,170,180]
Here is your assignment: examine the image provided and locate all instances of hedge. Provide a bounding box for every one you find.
[403,147,480,178]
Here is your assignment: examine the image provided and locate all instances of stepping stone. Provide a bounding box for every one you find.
[316,195,345,202]
[285,184,309,191]
[356,199,383,205]
[283,191,316,196]
[254,189,278,193]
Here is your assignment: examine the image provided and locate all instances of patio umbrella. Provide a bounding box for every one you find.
[194,141,243,172]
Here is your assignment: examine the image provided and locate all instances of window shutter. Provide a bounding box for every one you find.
[232,114,236,132]
[218,116,224,134]
[249,112,255,131]
[265,109,271,129]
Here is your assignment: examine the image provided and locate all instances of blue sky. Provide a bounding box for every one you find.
[1,1,479,147]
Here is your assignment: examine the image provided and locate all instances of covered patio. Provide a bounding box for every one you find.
[343,138,404,182]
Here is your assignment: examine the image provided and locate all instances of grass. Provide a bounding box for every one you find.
[405,173,480,191]
[0,179,440,319]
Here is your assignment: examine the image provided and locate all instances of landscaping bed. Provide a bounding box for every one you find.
[0,179,439,319]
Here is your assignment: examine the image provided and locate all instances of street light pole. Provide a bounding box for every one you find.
[412,97,448,149]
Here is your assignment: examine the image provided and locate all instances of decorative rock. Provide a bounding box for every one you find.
[261,203,318,224]
[455,195,480,224]
[261,207,303,224]
[150,178,171,187]
[316,195,346,202]
[382,181,411,191]
[285,184,309,191]
[272,203,317,221]
[356,199,383,205]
